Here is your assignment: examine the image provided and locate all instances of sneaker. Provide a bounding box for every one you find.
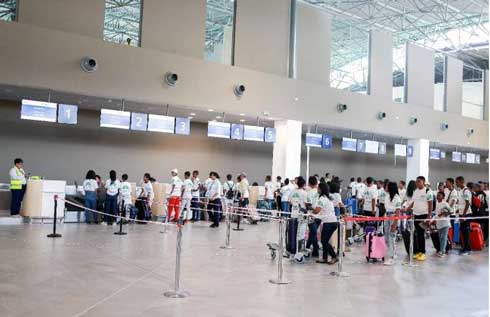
[413,252,421,259]
[383,259,394,266]
[460,251,470,256]
[416,253,426,261]
[437,252,445,258]
[11,215,21,218]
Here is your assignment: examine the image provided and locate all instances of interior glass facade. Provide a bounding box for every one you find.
[462,65,485,120]
[205,0,235,65]
[434,54,446,111]
[0,0,16,21]
[103,0,142,47]
[393,44,406,103]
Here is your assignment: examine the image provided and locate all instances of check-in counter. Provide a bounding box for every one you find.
[151,183,169,217]
[21,179,66,218]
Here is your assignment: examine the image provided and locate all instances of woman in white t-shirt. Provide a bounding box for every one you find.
[328,181,344,216]
[313,182,338,265]
[383,182,402,265]
[280,179,293,216]
[264,175,275,212]
[83,170,98,224]
[104,170,120,225]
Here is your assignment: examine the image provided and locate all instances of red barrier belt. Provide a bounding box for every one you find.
[344,215,411,222]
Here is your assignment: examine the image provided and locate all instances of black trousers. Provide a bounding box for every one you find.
[414,214,428,254]
[10,185,26,215]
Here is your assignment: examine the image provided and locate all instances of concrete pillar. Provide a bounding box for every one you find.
[272,120,302,179]
[445,56,464,114]
[368,30,393,99]
[406,44,435,108]
[406,139,430,182]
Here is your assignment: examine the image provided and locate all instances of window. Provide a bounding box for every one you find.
[104,0,142,47]
[0,0,16,21]
[205,0,235,65]
[393,44,406,103]
[462,65,484,120]
[330,18,369,94]
[434,54,446,111]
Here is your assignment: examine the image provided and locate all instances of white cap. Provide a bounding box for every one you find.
[171,168,178,174]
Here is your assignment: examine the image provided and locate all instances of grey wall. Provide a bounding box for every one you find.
[0,101,486,187]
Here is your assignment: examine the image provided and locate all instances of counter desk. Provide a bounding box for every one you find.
[21,179,66,220]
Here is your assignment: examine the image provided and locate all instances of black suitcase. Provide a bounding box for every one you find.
[285,218,298,254]
[135,199,147,221]
[430,230,451,252]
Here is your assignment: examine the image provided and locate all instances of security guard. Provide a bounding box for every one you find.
[9,158,27,217]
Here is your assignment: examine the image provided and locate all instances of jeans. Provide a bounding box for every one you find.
[414,214,428,254]
[84,191,97,223]
[180,198,192,220]
[460,219,471,252]
[321,222,338,260]
[281,202,290,217]
[210,198,222,226]
[439,226,449,254]
[306,219,321,256]
[383,215,396,259]
[105,194,118,224]
[191,197,200,220]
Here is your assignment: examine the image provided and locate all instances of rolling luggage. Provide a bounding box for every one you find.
[449,222,460,244]
[365,232,386,262]
[469,222,484,251]
[430,228,451,253]
[135,199,149,221]
[285,218,299,254]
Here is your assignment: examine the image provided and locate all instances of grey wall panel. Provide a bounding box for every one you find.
[18,0,105,39]
[295,2,330,84]
[234,0,290,76]
[446,56,463,114]
[0,102,485,187]
[140,0,206,59]
[406,43,435,108]
[368,30,393,100]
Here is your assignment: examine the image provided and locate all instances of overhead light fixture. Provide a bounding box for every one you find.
[188,116,194,120]
[294,97,299,101]
[239,113,245,116]
[239,119,245,122]
[216,116,222,119]
[208,109,214,112]
[189,112,196,116]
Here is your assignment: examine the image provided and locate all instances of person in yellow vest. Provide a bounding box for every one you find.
[9,158,27,217]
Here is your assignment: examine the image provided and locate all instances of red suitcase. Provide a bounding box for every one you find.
[469,223,484,251]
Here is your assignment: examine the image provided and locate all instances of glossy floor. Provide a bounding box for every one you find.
[0,221,488,317]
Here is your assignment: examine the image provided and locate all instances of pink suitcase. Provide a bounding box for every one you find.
[365,232,386,262]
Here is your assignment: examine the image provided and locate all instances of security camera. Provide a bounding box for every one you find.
[409,117,418,125]
[164,72,178,87]
[80,57,97,73]
[337,103,348,113]
[376,112,386,120]
[440,123,449,131]
[467,128,475,136]
[234,84,246,97]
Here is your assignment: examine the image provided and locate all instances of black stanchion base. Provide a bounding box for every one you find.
[233,228,244,231]
[114,232,127,235]
[47,233,62,238]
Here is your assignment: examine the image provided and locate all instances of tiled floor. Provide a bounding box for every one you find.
[0,221,488,317]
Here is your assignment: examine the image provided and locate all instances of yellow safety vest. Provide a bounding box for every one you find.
[10,168,24,190]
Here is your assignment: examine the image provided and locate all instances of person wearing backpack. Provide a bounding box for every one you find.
[223,174,235,214]
[456,176,472,255]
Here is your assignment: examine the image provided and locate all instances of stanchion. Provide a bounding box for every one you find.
[403,214,418,267]
[269,217,290,284]
[114,200,127,235]
[47,195,62,238]
[160,205,169,234]
[330,220,349,277]
[220,204,233,249]
[164,220,189,298]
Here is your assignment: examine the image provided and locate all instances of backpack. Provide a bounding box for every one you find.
[225,182,235,200]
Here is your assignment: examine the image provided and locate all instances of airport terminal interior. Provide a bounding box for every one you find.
[0,0,489,316]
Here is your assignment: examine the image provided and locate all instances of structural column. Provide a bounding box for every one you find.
[406,139,430,182]
[272,120,302,180]
[405,43,435,108]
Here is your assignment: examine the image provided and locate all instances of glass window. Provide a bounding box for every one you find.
[462,64,484,120]
[434,54,446,111]
[104,0,142,47]
[393,44,406,103]
[205,0,235,65]
[330,18,369,94]
[0,0,16,21]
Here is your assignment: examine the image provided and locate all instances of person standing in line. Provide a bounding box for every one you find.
[168,169,183,223]
[405,176,433,261]
[9,158,27,217]
[181,171,193,224]
[264,175,275,215]
[288,176,307,255]
[377,180,387,218]
[208,171,222,228]
[139,173,154,220]
[432,191,452,258]
[355,177,366,211]
[398,180,407,203]
[223,174,235,216]
[237,172,251,223]
[348,177,357,199]
[383,182,402,265]
[204,172,214,221]
[305,176,320,257]
[280,178,293,217]
[190,170,201,222]
[119,174,132,220]
[444,178,458,225]
[362,177,378,218]
[455,176,473,256]
[82,170,98,224]
[325,173,332,183]
[275,176,283,211]
[313,182,338,265]
[329,181,344,216]
[104,170,120,225]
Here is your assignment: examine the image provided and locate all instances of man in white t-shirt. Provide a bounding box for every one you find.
[168,169,183,222]
[406,176,433,261]
[190,170,201,222]
[398,180,407,203]
[119,174,132,208]
[355,177,366,210]
[348,177,357,198]
[362,177,378,217]
[181,171,193,223]
[456,176,472,255]
[264,175,275,212]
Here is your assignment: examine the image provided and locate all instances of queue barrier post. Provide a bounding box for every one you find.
[161,202,169,234]
[114,200,127,236]
[220,203,233,249]
[164,220,189,298]
[330,219,349,278]
[233,205,244,231]
[403,214,418,267]
[47,195,62,238]
[269,217,290,285]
